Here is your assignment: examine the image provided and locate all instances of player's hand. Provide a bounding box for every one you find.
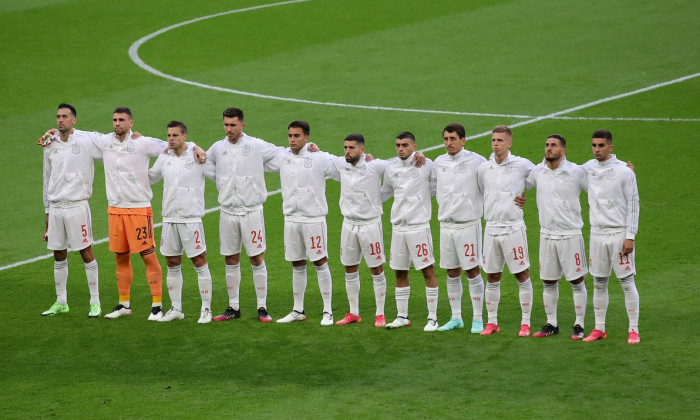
[627,161,635,172]
[622,239,635,255]
[514,192,526,208]
[131,131,142,139]
[43,213,49,241]
[365,153,374,161]
[193,146,207,163]
[37,129,57,146]
[307,142,320,152]
[412,152,426,167]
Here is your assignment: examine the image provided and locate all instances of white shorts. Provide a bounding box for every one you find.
[389,226,435,271]
[589,231,636,278]
[439,223,482,271]
[339,219,385,268]
[284,220,328,262]
[482,225,530,274]
[219,209,266,257]
[47,203,93,251]
[160,222,207,258]
[539,234,588,281]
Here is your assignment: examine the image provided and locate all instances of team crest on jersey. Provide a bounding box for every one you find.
[557,171,571,182]
[304,158,313,168]
[503,165,513,175]
[459,163,468,173]
[359,167,368,176]
[243,145,251,156]
[72,144,80,154]
[409,168,419,178]
[185,158,194,169]
[126,142,136,153]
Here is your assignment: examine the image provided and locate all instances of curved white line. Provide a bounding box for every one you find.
[127,0,534,120]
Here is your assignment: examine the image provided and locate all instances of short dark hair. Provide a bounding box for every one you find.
[344,133,365,145]
[167,120,188,134]
[396,131,416,142]
[443,123,465,139]
[492,125,512,136]
[58,103,77,117]
[113,107,132,118]
[288,120,310,135]
[547,133,566,147]
[222,108,244,121]
[592,129,613,143]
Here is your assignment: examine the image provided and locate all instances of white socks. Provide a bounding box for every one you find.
[485,281,500,325]
[518,278,533,326]
[345,271,360,315]
[292,265,307,313]
[620,276,640,332]
[372,272,387,316]
[592,276,609,332]
[395,286,410,318]
[84,260,99,305]
[426,286,439,320]
[467,275,484,321]
[252,262,268,309]
[166,265,184,310]
[446,276,462,320]
[54,260,68,305]
[542,282,559,327]
[225,264,241,310]
[314,262,333,314]
[571,281,587,328]
[195,263,213,311]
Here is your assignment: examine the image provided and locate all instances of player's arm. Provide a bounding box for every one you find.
[202,155,217,181]
[148,154,165,184]
[380,169,395,202]
[622,170,640,255]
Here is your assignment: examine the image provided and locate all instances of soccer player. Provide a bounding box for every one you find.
[477,125,536,337]
[97,107,204,321]
[582,129,641,344]
[40,103,102,318]
[525,134,589,340]
[148,121,216,324]
[330,134,390,327]
[381,131,439,332]
[432,123,487,333]
[206,108,281,323]
[268,121,338,326]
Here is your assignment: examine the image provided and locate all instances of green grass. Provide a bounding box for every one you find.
[1,0,699,418]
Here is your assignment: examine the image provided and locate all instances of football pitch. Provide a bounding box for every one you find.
[1,0,699,418]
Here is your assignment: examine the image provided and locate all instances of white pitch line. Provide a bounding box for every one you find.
[128,2,700,122]
[419,72,700,153]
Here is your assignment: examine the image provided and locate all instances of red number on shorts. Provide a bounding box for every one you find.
[81,224,87,238]
[575,253,581,266]
[251,230,262,244]
[416,243,428,257]
[618,252,630,265]
[464,243,475,257]
[310,235,322,249]
[512,247,525,260]
[194,230,201,244]
[370,242,381,255]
